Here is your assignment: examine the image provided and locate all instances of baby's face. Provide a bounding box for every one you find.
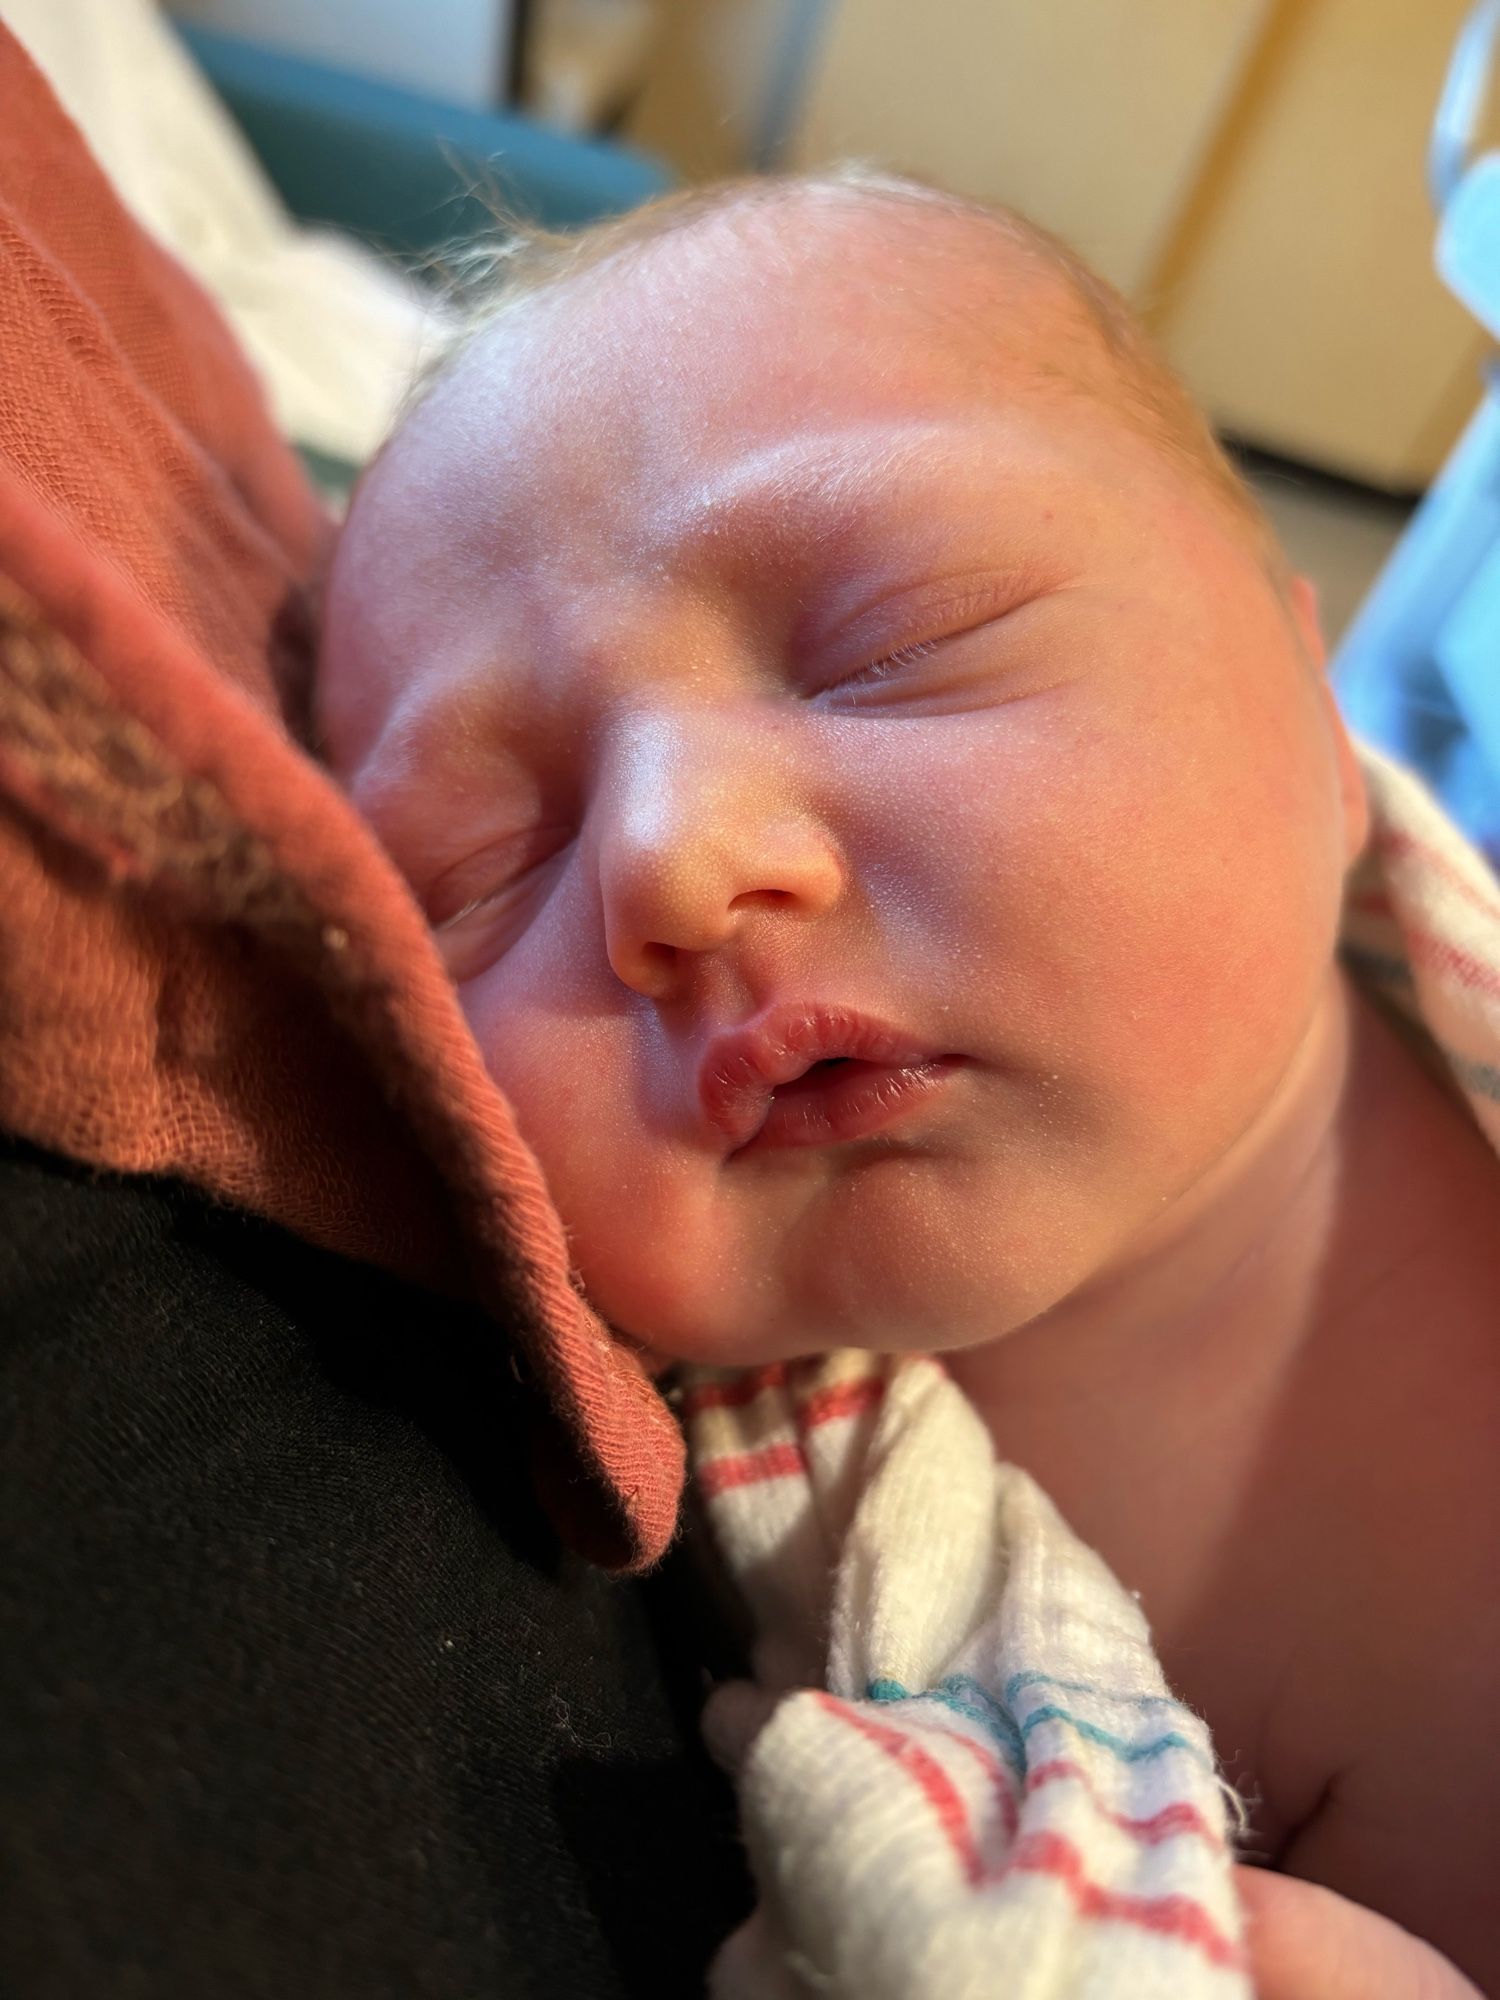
[320,204,1363,1364]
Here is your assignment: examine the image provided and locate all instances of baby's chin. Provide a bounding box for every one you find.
[583,1257,1043,1374]
[568,1167,1109,1372]
[562,1114,1185,1372]
[592,1287,858,1373]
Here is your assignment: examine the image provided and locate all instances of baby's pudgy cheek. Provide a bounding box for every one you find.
[568,1165,781,1360]
[942,648,1335,1083]
[1064,701,1338,1123]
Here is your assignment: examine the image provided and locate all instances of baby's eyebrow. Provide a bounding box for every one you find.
[654,421,1027,562]
[640,419,1052,657]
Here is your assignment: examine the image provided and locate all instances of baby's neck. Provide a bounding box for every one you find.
[945,964,1472,1609]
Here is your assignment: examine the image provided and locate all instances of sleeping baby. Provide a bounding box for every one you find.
[316,169,1500,1995]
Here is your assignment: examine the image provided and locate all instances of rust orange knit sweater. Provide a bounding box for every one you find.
[0,24,681,1570]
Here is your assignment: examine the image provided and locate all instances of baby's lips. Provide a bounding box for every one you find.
[697,1000,947,1151]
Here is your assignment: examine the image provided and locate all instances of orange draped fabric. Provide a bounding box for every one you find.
[0,26,682,1569]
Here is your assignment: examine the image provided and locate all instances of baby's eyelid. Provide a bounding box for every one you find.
[433,886,505,934]
[826,588,1029,692]
[425,825,572,929]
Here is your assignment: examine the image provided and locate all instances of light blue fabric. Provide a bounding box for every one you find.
[1332,1,1500,871]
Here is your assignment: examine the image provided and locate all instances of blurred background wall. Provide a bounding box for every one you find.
[625,0,1495,494]
[162,0,1496,493]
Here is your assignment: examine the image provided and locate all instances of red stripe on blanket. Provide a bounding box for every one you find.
[1010,1829,1244,1969]
[682,1367,885,1428]
[798,1376,886,1430]
[817,1698,1242,1969]
[679,1363,790,1419]
[815,1693,985,1883]
[1397,919,1500,1002]
[1375,828,1500,922]
[1347,888,1394,921]
[697,1440,808,1498]
[1026,1759,1224,1850]
[924,1719,1020,1842]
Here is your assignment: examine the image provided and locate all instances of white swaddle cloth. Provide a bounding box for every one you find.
[3,0,447,467]
[682,742,1500,1999]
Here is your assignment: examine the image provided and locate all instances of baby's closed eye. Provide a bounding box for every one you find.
[809,580,1078,708]
[426,826,574,973]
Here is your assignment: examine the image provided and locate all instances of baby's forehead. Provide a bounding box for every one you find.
[334,200,1192,685]
[320,192,1272,781]
[378,195,1120,554]
[454,194,1094,410]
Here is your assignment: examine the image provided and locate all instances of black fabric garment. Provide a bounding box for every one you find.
[0,1135,751,1999]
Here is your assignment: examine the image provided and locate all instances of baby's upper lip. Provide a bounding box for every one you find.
[698,1002,948,1153]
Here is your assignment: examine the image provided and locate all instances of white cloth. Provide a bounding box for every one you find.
[682,742,1500,1999]
[2,0,448,465]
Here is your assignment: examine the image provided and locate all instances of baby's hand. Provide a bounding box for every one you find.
[705,1686,1489,1996]
[1237,1867,1486,1999]
[701,1678,782,1775]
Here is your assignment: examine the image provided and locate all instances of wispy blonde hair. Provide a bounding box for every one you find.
[407,164,1276,571]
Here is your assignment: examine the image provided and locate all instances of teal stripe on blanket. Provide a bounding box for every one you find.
[1342,944,1414,987]
[1017,1704,1213,1770]
[868,1677,1024,1768]
[1342,948,1500,1101]
[867,1675,1212,1773]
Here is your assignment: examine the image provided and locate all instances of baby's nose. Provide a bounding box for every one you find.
[595,715,846,999]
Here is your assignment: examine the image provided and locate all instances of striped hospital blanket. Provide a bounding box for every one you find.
[680,742,1500,2000]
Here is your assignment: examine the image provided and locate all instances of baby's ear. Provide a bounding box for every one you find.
[1287,571,1371,866]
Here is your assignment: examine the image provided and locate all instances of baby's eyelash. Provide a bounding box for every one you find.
[429,831,573,934]
[434,889,500,933]
[873,637,940,673]
[844,636,941,690]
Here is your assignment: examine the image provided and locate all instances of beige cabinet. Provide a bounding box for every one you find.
[793,0,1272,297]
[1143,0,1490,489]
[788,0,1494,490]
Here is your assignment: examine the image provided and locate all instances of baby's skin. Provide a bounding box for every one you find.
[318,181,1500,1992]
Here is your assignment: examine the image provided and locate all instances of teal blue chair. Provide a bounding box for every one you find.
[175,22,672,489]
[177,21,672,260]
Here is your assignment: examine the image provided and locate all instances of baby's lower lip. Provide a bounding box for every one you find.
[734,1056,963,1157]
